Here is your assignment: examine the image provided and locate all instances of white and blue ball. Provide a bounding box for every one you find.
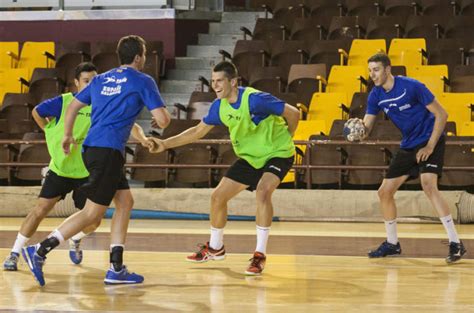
[343,118,366,142]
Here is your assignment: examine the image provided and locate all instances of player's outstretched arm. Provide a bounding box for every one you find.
[131,123,154,150]
[150,121,214,153]
[62,98,88,155]
[150,107,171,129]
[281,103,300,137]
[362,114,377,140]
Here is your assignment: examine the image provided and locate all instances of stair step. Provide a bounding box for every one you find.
[198,33,243,46]
[160,80,205,94]
[167,68,211,81]
[186,45,234,58]
[161,92,192,106]
[175,56,223,70]
[221,11,268,23]
[209,22,255,34]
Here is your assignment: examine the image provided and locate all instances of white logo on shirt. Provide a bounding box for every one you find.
[378,89,407,106]
[101,85,122,96]
[102,76,128,84]
[399,104,412,111]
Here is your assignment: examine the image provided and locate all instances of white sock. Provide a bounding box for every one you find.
[256,225,271,255]
[11,233,30,254]
[440,214,460,243]
[384,220,398,245]
[209,227,224,250]
[48,229,65,244]
[110,244,125,251]
[71,231,87,241]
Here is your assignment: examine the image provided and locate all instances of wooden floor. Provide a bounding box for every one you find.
[0,218,473,312]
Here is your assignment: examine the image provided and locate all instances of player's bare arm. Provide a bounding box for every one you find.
[281,103,300,137]
[150,121,214,153]
[362,114,377,139]
[131,123,154,149]
[31,107,51,130]
[62,98,88,155]
[416,99,448,163]
[150,107,171,129]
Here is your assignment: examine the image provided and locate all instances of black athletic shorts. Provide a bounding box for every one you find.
[80,146,129,206]
[225,156,294,191]
[386,136,445,180]
[38,170,88,210]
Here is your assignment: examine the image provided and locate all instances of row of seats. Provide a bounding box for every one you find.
[250,0,474,30]
[0,40,164,103]
[247,14,474,44]
[222,38,474,88]
[2,120,470,190]
[172,88,473,139]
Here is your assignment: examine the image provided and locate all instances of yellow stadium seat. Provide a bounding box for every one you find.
[282,120,327,184]
[388,38,426,67]
[407,65,448,79]
[340,39,386,67]
[406,65,449,99]
[438,93,473,127]
[0,68,29,104]
[459,122,474,136]
[318,65,367,104]
[411,76,446,99]
[294,120,327,152]
[308,92,347,134]
[0,42,19,68]
[17,42,55,79]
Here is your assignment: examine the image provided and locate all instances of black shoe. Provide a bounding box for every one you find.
[446,241,466,264]
[368,241,401,258]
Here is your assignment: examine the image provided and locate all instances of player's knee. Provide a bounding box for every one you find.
[211,189,229,206]
[256,184,274,202]
[90,220,101,230]
[32,203,52,219]
[377,186,395,201]
[421,180,438,197]
[83,208,104,224]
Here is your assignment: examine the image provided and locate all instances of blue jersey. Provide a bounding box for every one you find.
[367,76,436,149]
[203,87,285,126]
[36,93,77,124]
[76,66,164,152]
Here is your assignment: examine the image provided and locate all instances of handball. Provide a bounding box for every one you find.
[343,118,366,142]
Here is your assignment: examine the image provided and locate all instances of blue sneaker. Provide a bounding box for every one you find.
[368,240,402,258]
[3,252,19,271]
[104,265,144,285]
[21,245,46,286]
[69,239,83,265]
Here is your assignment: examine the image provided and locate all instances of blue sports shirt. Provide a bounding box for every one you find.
[367,76,436,149]
[203,87,285,126]
[76,66,164,152]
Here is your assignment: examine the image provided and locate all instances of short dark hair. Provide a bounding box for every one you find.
[368,53,391,67]
[213,61,238,79]
[74,62,97,79]
[116,35,146,65]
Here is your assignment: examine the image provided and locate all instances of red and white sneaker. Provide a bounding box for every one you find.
[245,252,266,276]
[186,242,226,263]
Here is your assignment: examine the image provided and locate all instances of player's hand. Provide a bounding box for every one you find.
[62,135,77,155]
[416,145,434,163]
[149,137,166,153]
[140,137,155,150]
